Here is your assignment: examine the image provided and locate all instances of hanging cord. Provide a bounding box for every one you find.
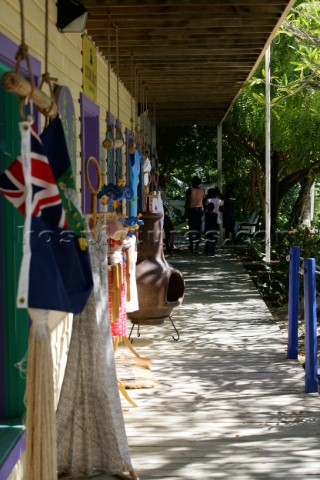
[130,54,134,134]
[141,80,144,144]
[127,54,135,154]
[145,86,148,155]
[152,98,158,162]
[115,24,120,125]
[15,0,36,119]
[39,0,57,124]
[15,0,35,84]
[114,24,119,182]
[153,98,156,147]
[134,67,138,141]
[2,0,58,120]
[102,12,114,150]
[108,13,111,119]
[141,80,147,154]
[114,23,124,149]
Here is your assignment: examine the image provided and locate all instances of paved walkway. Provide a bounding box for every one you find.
[73,249,320,480]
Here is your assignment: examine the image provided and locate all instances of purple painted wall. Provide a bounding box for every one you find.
[0,33,41,131]
[80,93,100,214]
[105,112,115,184]
[115,119,122,183]
[0,432,26,478]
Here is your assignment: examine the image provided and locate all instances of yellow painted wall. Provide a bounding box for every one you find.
[0,0,134,188]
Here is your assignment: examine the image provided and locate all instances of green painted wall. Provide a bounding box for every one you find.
[0,62,29,418]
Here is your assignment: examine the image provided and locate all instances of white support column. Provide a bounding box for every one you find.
[265,45,271,263]
[217,123,223,242]
[217,123,222,193]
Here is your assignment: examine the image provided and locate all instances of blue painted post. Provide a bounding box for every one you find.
[303,258,318,393]
[288,246,300,359]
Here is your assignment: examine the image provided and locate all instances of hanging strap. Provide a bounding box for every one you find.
[17,120,33,307]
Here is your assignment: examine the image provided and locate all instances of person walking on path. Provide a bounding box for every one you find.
[158,174,176,253]
[204,187,223,256]
[223,183,237,243]
[184,176,205,254]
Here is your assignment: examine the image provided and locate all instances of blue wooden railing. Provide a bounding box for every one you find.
[287,246,319,393]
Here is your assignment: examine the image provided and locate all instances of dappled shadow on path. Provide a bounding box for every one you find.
[122,249,320,480]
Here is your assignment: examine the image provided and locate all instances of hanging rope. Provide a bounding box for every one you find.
[134,67,139,142]
[23,2,58,479]
[9,4,58,479]
[15,0,35,91]
[144,86,149,156]
[108,13,111,117]
[152,98,158,163]
[141,80,148,156]
[116,24,120,126]
[127,54,135,154]
[14,0,35,119]
[130,54,134,135]
[39,0,58,124]
[141,80,144,144]
[102,12,114,150]
[152,98,156,147]
[114,23,124,149]
[2,0,58,120]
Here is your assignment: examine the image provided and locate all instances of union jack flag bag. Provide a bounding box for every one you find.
[0,116,93,314]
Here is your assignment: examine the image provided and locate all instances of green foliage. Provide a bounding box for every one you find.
[157,124,218,200]
[223,1,320,227]
[157,1,320,229]
[237,240,290,305]
[313,179,320,223]
[275,225,320,262]
[276,184,300,230]
[243,221,320,306]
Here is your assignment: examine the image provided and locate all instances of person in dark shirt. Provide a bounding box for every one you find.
[204,202,219,256]
[185,176,205,253]
[159,174,175,252]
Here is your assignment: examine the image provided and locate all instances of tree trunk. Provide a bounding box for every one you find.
[290,176,314,228]
[255,165,265,222]
[270,152,280,232]
[251,168,258,212]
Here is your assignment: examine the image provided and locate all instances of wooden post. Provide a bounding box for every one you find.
[2,72,58,118]
[303,258,318,393]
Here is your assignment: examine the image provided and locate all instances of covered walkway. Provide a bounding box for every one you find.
[76,248,320,479]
